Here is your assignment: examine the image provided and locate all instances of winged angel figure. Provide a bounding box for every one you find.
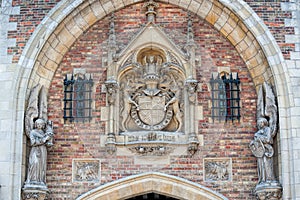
[249,82,278,185]
[23,85,54,190]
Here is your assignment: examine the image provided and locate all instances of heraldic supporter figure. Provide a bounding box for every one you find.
[23,85,54,196]
[249,82,282,200]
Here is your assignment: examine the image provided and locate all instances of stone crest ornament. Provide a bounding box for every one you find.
[249,82,282,199]
[23,85,54,200]
[120,53,184,133]
[102,12,201,156]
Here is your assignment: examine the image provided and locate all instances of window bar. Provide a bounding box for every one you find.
[88,74,93,122]
[210,74,216,122]
[235,73,241,121]
[63,74,75,122]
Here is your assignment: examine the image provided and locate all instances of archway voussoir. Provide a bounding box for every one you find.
[241,42,259,62]
[197,0,212,19]
[188,0,202,14]
[111,0,125,10]
[206,3,222,26]
[45,58,59,73]
[214,8,230,31]
[101,0,115,15]
[80,6,98,26]
[65,18,84,38]
[179,0,191,9]
[90,0,107,19]
[220,22,234,37]
[227,25,246,46]
[73,12,90,32]
[57,27,76,48]
[130,180,147,196]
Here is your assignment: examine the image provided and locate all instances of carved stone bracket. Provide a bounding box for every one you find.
[255,183,282,200]
[105,79,118,105]
[187,132,199,155]
[105,132,117,154]
[185,79,198,104]
[128,144,174,156]
[22,188,49,200]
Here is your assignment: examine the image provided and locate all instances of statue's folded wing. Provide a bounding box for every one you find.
[25,85,40,137]
[25,85,48,137]
[263,82,277,138]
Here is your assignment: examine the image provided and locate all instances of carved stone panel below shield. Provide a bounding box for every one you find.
[72,159,100,183]
[204,158,232,182]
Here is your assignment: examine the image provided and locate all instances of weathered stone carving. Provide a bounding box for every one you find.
[105,132,117,154]
[249,82,282,199]
[23,85,54,199]
[204,158,231,182]
[22,190,48,200]
[102,13,201,156]
[120,53,184,133]
[73,160,100,182]
[128,144,174,156]
[105,79,118,105]
[185,79,198,104]
[143,0,158,23]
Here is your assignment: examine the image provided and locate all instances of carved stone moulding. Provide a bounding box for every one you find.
[255,183,282,200]
[204,158,232,182]
[118,131,187,155]
[22,188,49,200]
[128,143,175,156]
[72,159,101,183]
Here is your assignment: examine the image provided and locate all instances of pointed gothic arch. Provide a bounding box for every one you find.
[12,0,294,199]
[76,172,228,200]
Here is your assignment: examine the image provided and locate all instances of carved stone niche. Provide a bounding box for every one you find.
[104,22,200,156]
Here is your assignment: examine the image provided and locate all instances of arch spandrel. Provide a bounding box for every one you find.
[76,172,229,200]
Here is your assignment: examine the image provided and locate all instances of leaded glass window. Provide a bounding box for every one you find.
[63,73,93,122]
[210,72,240,122]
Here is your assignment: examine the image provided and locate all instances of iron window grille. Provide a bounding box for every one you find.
[210,72,240,122]
[63,73,93,122]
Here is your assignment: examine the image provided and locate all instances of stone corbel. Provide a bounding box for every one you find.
[185,79,198,104]
[104,79,119,105]
[22,189,49,200]
[187,132,199,155]
[105,133,117,154]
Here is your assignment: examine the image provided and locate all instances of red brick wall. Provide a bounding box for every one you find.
[244,0,294,59]
[8,0,294,63]
[47,3,258,199]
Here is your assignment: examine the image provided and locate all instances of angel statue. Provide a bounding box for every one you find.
[23,85,54,192]
[249,82,282,199]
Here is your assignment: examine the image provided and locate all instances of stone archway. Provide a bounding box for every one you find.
[13,0,294,199]
[76,172,228,200]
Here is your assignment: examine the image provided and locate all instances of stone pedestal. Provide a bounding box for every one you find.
[22,185,49,200]
[255,182,282,200]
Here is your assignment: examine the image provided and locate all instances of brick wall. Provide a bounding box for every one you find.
[47,3,258,199]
